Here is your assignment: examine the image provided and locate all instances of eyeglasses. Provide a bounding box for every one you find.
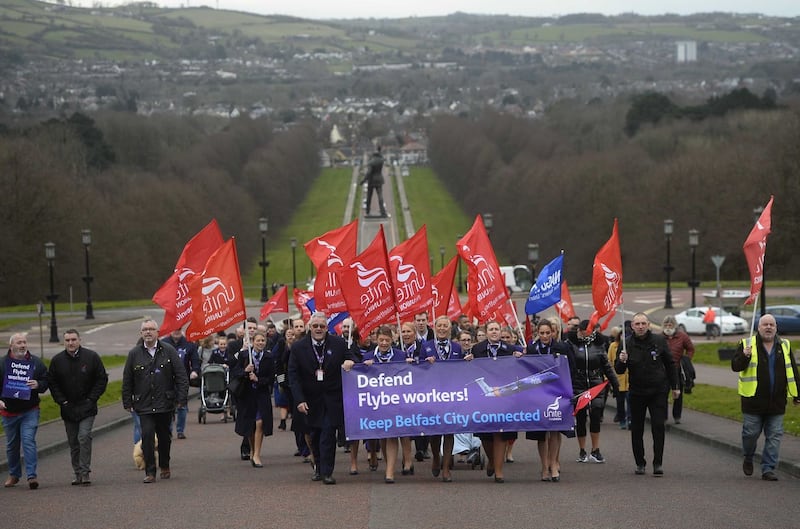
[141,327,158,332]
[310,323,327,329]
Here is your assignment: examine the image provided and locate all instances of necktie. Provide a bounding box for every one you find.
[438,340,448,359]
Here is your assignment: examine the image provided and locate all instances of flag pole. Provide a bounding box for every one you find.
[619,303,627,355]
[748,292,760,339]
[396,313,405,352]
[507,298,526,347]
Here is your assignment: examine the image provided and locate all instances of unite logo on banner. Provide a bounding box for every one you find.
[200,276,237,325]
[338,226,397,335]
[390,255,426,313]
[388,225,432,320]
[599,263,621,312]
[305,220,358,313]
[186,238,246,341]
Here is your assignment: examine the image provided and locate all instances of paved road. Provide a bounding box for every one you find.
[3,404,798,529]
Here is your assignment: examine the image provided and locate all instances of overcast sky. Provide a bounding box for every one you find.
[68,1,798,19]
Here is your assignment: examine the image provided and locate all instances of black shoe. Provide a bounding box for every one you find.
[323,475,337,485]
[278,419,286,431]
[635,466,646,475]
[762,471,779,481]
[384,477,395,484]
[241,452,251,461]
[743,459,754,476]
[653,465,664,476]
[177,432,186,439]
[71,475,82,486]
[311,473,322,481]
[415,450,425,462]
[81,474,91,486]
[494,477,504,483]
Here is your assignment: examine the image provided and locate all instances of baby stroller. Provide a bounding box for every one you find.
[198,364,232,424]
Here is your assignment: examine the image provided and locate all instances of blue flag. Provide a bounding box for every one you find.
[525,254,563,315]
[304,298,349,335]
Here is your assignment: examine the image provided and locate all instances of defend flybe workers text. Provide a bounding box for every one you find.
[342,356,575,440]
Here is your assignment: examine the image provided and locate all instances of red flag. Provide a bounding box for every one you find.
[524,316,533,344]
[259,285,289,321]
[573,380,609,416]
[389,225,433,321]
[587,219,623,331]
[457,215,509,322]
[483,300,517,328]
[429,255,458,320]
[445,284,463,322]
[336,226,397,335]
[555,280,577,324]
[185,239,246,341]
[304,220,358,313]
[293,289,314,322]
[743,196,773,305]
[152,219,224,335]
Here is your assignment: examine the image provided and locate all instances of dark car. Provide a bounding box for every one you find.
[766,305,800,334]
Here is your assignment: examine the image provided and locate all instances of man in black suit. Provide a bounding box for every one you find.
[288,312,355,485]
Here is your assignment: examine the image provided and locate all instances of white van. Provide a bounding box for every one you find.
[498,265,533,295]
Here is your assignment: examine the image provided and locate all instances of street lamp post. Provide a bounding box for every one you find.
[456,234,463,293]
[439,245,445,272]
[81,229,95,319]
[688,229,699,308]
[663,219,674,309]
[259,217,269,302]
[754,206,766,317]
[45,242,59,343]
[291,237,298,289]
[527,243,539,280]
[482,213,493,239]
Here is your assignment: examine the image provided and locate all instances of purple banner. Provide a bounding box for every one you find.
[2,357,32,400]
[343,356,574,440]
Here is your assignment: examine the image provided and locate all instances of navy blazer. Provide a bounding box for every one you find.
[288,333,353,428]
[421,338,465,361]
[471,340,516,359]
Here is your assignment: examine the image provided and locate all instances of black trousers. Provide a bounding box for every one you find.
[310,413,337,477]
[140,411,173,475]
[629,391,668,467]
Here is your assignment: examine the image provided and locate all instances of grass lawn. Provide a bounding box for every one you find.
[683,383,800,436]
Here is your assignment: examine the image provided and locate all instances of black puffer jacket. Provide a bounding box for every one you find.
[122,341,189,414]
[567,334,619,394]
[617,330,678,396]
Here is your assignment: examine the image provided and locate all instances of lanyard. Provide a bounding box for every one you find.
[488,343,500,360]
[313,341,325,369]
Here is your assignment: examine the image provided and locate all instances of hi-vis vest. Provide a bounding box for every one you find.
[738,336,798,398]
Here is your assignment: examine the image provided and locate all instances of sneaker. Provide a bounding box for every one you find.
[576,449,588,463]
[177,432,186,439]
[589,449,605,464]
[619,421,628,430]
[635,466,646,475]
[653,465,664,476]
[674,418,681,425]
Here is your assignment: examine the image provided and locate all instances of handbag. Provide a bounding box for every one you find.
[228,376,247,399]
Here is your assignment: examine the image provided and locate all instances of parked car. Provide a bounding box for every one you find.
[766,305,800,334]
[674,307,747,336]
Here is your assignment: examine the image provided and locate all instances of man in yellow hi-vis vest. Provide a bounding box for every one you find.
[731,314,800,481]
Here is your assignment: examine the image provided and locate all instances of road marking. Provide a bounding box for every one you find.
[84,323,114,335]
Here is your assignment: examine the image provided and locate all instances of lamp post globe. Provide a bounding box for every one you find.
[290,237,298,289]
[688,229,699,308]
[45,242,59,342]
[663,219,674,309]
[81,229,95,319]
[259,217,269,302]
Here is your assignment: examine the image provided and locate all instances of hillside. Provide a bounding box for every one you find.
[0,1,794,63]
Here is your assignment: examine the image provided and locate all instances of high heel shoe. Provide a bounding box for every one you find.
[251,458,263,468]
[550,474,560,482]
[401,465,414,476]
